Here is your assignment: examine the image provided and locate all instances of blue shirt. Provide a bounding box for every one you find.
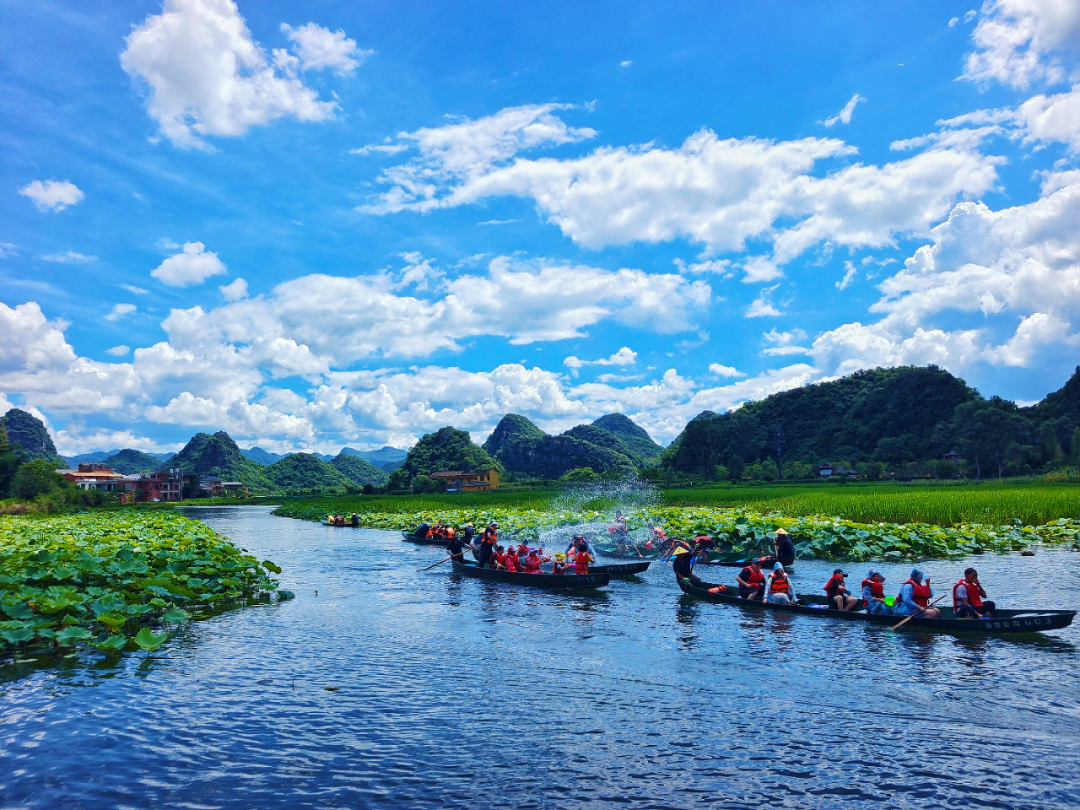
[894,581,934,615]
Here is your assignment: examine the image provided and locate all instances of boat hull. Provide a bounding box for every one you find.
[402,530,449,545]
[593,544,660,560]
[589,561,652,576]
[677,577,1076,635]
[451,560,610,589]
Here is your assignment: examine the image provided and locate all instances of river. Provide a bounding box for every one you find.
[2,505,1079,809]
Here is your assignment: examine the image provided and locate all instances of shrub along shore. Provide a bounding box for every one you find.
[0,511,284,656]
[275,481,1080,561]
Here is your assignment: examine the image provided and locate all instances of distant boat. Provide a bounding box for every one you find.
[450,559,610,590]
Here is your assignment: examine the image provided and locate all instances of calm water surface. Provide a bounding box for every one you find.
[2,505,1079,809]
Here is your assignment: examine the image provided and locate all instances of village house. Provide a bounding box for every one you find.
[120,470,198,502]
[60,463,126,493]
[428,468,500,492]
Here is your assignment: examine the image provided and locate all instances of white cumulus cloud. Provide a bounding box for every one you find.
[18,180,84,212]
[708,363,745,378]
[219,277,249,301]
[281,22,370,74]
[151,241,227,287]
[120,0,340,149]
[962,0,1080,89]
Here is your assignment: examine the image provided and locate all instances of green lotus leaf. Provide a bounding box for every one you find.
[163,608,189,623]
[261,560,282,574]
[96,612,128,630]
[133,627,167,652]
[55,625,93,645]
[0,624,36,645]
[93,634,128,652]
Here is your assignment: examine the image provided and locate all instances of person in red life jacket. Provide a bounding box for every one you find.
[692,535,714,558]
[736,559,766,600]
[477,522,498,568]
[764,563,797,604]
[953,567,995,618]
[522,548,549,573]
[824,568,858,611]
[490,545,507,570]
[670,546,703,587]
[861,569,891,615]
[894,568,940,618]
[503,546,520,573]
[574,545,594,575]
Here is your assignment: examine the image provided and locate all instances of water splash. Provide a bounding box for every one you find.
[537,476,665,549]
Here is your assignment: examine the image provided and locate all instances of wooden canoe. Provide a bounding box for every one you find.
[322,520,361,528]
[676,577,1076,635]
[589,561,652,576]
[450,560,610,589]
[401,530,450,546]
[593,543,660,559]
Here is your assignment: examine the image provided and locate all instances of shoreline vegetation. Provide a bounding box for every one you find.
[0,511,285,658]
[273,480,1080,561]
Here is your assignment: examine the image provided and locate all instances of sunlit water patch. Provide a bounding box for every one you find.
[1,505,1078,809]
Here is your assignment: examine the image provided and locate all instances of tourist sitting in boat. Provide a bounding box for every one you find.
[764,563,797,604]
[953,568,995,619]
[893,569,940,618]
[861,569,891,615]
[351,512,360,527]
[414,522,431,539]
[565,535,595,557]
[334,514,346,526]
[736,559,766,600]
[490,545,507,570]
[574,544,594,575]
[773,528,796,567]
[504,545,521,572]
[692,535,714,561]
[671,546,702,588]
[477,522,498,568]
[647,525,667,552]
[824,568,858,611]
[522,548,549,573]
[552,552,568,574]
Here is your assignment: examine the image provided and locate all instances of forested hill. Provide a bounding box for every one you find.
[664,365,1080,480]
[388,427,500,491]
[170,431,273,489]
[482,412,658,479]
[0,409,64,467]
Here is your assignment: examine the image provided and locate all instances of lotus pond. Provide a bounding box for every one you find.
[0,512,283,656]
[276,495,1080,561]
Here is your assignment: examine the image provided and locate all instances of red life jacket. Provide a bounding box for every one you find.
[504,553,519,572]
[574,551,591,574]
[862,578,884,599]
[741,567,764,586]
[953,578,983,608]
[770,573,790,594]
[523,556,541,573]
[824,574,845,596]
[903,578,931,606]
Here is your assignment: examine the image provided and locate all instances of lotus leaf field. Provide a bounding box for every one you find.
[276,499,1080,560]
[0,512,283,655]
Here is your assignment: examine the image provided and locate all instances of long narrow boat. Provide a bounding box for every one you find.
[322,521,361,528]
[589,561,652,577]
[593,543,660,560]
[401,530,449,546]
[450,560,610,590]
[677,577,1076,635]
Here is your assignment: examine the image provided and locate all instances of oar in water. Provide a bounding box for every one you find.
[422,545,477,571]
[889,593,948,631]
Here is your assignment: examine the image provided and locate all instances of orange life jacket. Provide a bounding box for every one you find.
[574,551,591,574]
[903,578,931,607]
[862,578,884,599]
[770,573,790,594]
[953,578,983,608]
[482,530,497,546]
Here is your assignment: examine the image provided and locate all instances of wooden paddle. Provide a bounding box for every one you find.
[423,545,477,571]
[889,593,947,631]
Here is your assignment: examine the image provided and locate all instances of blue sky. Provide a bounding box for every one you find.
[3,0,1079,455]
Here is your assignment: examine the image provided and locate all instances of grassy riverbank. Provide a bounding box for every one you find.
[274,480,1080,562]
[0,512,283,655]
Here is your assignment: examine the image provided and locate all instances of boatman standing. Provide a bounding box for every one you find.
[477,522,498,568]
[773,528,796,568]
[445,531,468,565]
[953,568,995,619]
